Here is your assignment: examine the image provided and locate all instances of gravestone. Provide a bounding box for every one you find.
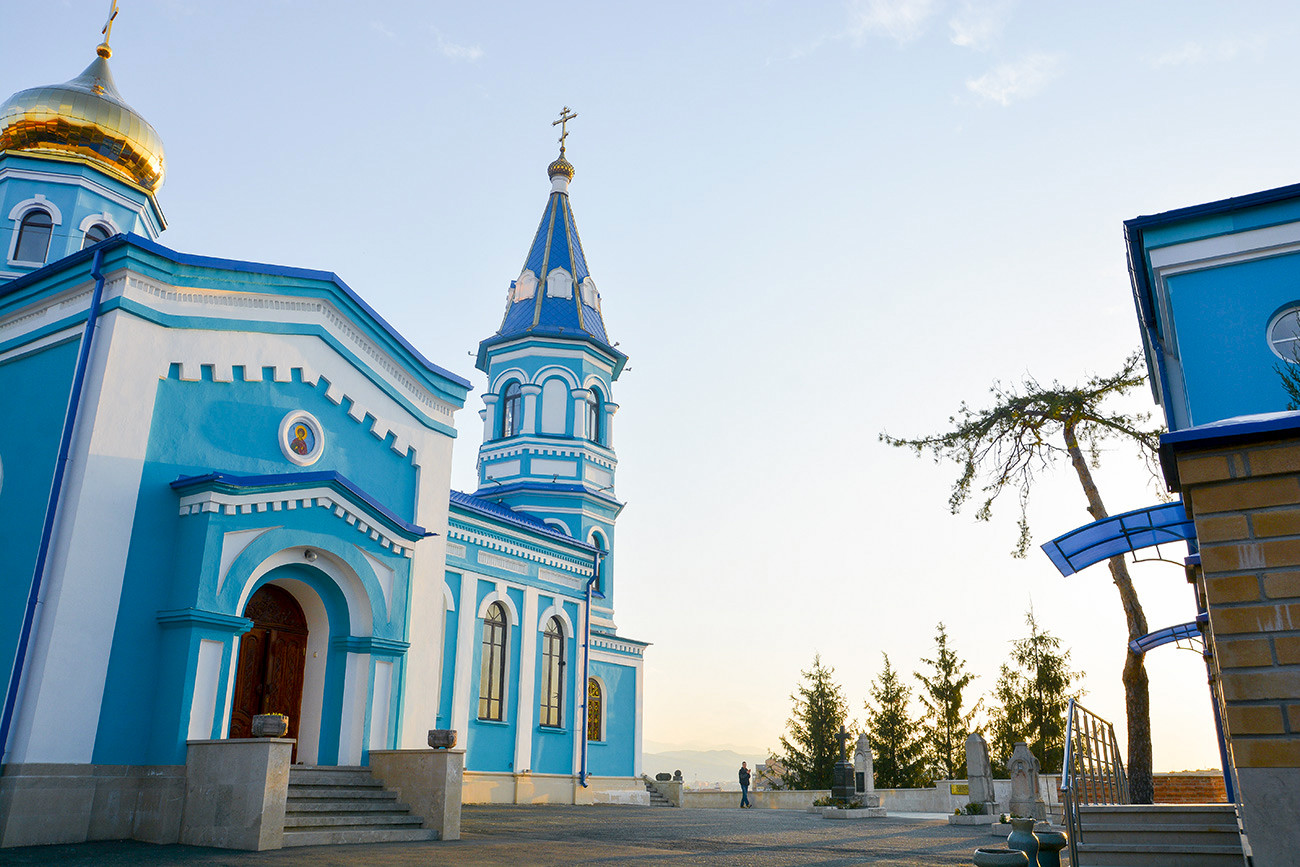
[1006,741,1046,822]
[852,734,883,812]
[832,726,856,803]
[965,732,997,815]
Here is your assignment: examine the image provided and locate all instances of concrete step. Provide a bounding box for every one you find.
[289,766,381,787]
[284,812,424,829]
[1077,804,1237,826]
[1076,841,1246,867]
[286,785,397,800]
[281,827,438,847]
[285,798,411,814]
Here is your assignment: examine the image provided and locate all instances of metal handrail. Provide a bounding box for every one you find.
[1061,699,1128,867]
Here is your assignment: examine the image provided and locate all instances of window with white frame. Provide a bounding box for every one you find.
[14,209,54,264]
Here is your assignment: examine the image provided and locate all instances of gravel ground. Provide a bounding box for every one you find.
[0,805,999,866]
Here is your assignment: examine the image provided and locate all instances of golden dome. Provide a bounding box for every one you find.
[0,52,165,192]
[548,152,575,182]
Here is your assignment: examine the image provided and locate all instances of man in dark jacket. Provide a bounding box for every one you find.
[739,762,751,808]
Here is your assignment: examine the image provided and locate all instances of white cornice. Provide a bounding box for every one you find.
[177,488,417,557]
[0,165,156,229]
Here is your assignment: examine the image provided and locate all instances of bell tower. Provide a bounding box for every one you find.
[474,110,628,632]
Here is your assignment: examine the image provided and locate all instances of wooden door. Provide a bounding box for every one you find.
[229,585,308,759]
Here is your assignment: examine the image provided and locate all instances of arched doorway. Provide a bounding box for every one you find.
[230,584,308,756]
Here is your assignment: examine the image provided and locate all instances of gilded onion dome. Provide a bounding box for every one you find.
[547,152,575,182]
[0,46,165,192]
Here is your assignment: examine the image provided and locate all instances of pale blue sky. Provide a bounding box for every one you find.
[7,0,1300,771]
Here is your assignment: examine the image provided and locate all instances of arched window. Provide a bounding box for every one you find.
[1269,306,1300,362]
[14,209,54,264]
[500,381,523,438]
[586,387,602,444]
[478,602,508,721]
[539,616,565,727]
[81,223,112,249]
[587,678,603,742]
[591,531,608,597]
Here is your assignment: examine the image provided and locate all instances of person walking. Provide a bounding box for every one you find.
[739,761,751,808]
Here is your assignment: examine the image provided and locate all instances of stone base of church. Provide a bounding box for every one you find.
[462,772,649,806]
[0,763,186,848]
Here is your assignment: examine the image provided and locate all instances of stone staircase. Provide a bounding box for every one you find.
[643,779,672,806]
[1073,804,1245,866]
[282,765,436,846]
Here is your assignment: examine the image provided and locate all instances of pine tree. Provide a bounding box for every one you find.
[864,653,925,789]
[987,610,1082,773]
[914,623,981,782]
[770,654,852,790]
[881,354,1164,801]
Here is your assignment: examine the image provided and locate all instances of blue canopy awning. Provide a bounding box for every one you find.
[1041,500,1194,577]
[1129,616,1206,654]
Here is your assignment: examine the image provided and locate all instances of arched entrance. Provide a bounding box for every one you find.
[230,584,308,756]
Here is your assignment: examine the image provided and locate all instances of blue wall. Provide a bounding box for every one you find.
[0,338,78,705]
[1163,252,1300,427]
[588,659,637,777]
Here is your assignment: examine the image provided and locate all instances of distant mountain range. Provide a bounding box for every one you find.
[642,748,765,788]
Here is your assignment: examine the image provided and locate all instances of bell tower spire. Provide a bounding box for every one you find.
[473,113,628,630]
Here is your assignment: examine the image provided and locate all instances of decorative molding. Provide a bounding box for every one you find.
[446,542,467,559]
[156,607,253,634]
[176,488,418,557]
[122,273,458,423]
[0,166,155,226]
[477,550,530,575]
[590,636,645,657]
[478,441,616,470]
[331,635,410,657]
[447,517,594,574]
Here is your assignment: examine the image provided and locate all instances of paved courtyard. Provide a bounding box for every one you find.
[0,806,1000,866]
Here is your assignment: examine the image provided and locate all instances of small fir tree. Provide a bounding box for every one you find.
[915,623,981,782]
[864,653,926,789]
[769,654,852,790]
[987,610,1082,773]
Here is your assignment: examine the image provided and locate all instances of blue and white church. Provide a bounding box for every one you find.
[0,20,646,849]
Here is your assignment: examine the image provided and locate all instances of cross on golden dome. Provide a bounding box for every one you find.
[98,0,119,58]
[552,106,578,155]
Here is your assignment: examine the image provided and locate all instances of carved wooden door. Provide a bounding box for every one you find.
[229,584,308,760]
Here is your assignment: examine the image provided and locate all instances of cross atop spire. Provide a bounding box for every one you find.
[98,0,119,58]
[552,106,578,156]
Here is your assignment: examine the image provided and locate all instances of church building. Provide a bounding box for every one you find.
[0,15,646,849]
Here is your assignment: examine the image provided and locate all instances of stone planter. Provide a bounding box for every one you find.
[427,729,457,749]
[1006,817,1039,863]
[1033,829,1067,867]
[250,714,288,738]
[973,848,1030,866]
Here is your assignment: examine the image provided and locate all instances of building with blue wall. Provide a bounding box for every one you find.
[0,23,647,847]
[1127,182,1300,431]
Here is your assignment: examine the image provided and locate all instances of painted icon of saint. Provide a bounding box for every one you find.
[290,424,311,455]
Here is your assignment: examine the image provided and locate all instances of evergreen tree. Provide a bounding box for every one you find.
[914,623,981,782]
[881,354,1164,802]
[770,655,852,790]
[864,653,925,789]
[987,610,1082,773]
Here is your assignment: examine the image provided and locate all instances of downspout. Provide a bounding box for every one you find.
[579,549,602,787]
[0,248,108,758]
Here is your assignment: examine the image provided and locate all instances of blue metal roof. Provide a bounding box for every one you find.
[1161,411,1300,489]
[449,489,597,551]
[491,188,611,347]
[1041,500,1195,577]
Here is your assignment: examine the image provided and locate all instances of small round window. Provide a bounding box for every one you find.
[1268,306,1300,362]
[278,410,325,466]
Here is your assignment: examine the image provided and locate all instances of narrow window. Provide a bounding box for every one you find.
[587,678,603,742]
[586,388,602,444]
[478,602,508,721]
[539,616,565,727]
[82,223,112,249]
[500,382,523,438]
[14,209,54,263]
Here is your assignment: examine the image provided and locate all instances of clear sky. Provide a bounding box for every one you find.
[7,0,1300,772]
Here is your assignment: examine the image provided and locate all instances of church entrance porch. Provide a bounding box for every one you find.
[230,584,308,759]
